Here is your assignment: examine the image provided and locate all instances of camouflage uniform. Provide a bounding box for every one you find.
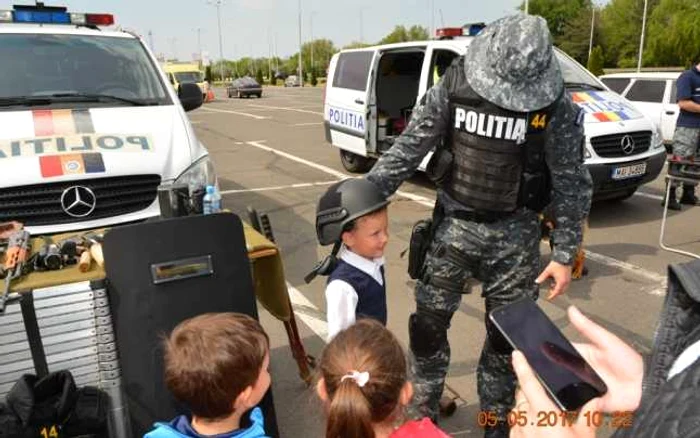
[365,14,592,438]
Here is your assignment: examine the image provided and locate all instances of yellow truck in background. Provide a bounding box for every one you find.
[162,62,208,99]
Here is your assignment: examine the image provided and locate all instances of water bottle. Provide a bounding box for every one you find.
[202,185,221,215]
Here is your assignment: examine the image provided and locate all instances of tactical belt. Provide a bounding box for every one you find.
[450,209,514,224]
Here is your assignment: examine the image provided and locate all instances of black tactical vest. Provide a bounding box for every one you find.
[444,66,554,213]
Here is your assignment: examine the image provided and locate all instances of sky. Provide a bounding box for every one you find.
[3,0,531,61]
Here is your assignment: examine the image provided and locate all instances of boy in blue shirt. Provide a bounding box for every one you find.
[306,178,390,340]
[145,313,271,438]
[665,61,700,210]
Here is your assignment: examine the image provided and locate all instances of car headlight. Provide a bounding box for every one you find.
[174,155,217,193]
[651,127,664,149]
[584,147,592,159]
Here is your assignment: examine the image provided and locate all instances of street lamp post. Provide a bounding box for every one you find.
[637,0,648,72]
[588,7,595,63]
[298,0,303,86]
[207,0,226,82]
[309,11,316,77]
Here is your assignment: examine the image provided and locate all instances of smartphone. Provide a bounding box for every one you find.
[489,297,608,411]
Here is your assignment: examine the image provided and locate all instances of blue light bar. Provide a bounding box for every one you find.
[13,10,70,24]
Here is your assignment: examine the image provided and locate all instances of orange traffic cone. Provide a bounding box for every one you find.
[206,89,215,103]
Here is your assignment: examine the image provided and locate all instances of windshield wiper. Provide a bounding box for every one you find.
[0,97,53,107]
[565,82,605,91]
[47,92,157,106]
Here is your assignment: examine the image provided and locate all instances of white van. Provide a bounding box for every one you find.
[323,27,667,201]
[599,72,682,148]
[0,4,216,234]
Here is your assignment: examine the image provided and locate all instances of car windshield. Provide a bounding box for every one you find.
[0,33,171,108]
[174,71,203,83]
[553,49,605,90]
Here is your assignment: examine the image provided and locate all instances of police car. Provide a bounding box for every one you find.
[0,4,215,234]
[324,24,667,201]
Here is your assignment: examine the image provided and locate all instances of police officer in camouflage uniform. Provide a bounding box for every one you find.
[364,14,592,438]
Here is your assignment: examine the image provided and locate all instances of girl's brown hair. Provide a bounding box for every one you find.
[319,319,407,438]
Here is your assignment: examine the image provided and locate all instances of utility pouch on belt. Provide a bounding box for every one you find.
[408,219,433,280]
[425,146,453,187]
[521,171,551,213]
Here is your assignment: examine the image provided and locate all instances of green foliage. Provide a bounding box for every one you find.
[256,68,264,85]
[204,66,212,82]
[646,0,700,67]
[378,25,429,44]
[599,0,661,67]
[311,69,318,86]
[587,46,605,76]
[557,5,596,65]
[343,41,372,49]
[521,0,589,38]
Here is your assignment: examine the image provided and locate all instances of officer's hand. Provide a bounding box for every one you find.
[510,351,599,438]
[536,261,571,299]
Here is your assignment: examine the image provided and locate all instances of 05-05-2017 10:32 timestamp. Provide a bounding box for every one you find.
[477,410,635,428]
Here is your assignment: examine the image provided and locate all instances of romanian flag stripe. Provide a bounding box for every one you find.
[31,109,95,136]
[39,153,105,178]
[33,110,55,136]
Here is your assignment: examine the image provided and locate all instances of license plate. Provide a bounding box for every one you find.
[612,163,646,180]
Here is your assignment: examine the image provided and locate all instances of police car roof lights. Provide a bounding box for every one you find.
[0,3,114,26]
[435,23,485,39]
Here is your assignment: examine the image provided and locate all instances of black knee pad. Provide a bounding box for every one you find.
[409,309,450,358]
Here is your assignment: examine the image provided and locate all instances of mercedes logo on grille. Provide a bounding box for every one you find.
[60,186,97,218]
[620,135,635,155]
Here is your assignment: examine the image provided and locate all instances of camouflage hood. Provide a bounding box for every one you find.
[465,14,563,112]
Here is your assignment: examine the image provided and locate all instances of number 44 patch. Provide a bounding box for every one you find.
[529,113,548,131]
[40,425,60,438]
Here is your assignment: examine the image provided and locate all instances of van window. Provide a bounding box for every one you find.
[600,77,631,94]
[332,51,373,91]
[625,80,665,103]
[554,50,603,89]
[670,80,677,103]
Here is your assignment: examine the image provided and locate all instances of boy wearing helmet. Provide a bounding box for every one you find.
[306,178,390,340]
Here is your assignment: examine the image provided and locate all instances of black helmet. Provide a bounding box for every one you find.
[315,178,389,246]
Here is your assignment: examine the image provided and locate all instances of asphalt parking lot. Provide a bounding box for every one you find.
[189,86,700,437]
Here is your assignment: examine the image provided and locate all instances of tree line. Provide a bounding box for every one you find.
[207,0,699,83]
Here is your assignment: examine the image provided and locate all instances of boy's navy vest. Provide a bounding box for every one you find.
[328,259,387,325]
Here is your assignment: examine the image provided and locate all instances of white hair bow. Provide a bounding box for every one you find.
[340,370,370,387]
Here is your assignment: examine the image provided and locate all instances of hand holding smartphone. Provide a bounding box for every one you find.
[490,297,607,411]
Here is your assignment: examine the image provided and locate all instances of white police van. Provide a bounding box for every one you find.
[324,25,667,201]
[0,4,215,234]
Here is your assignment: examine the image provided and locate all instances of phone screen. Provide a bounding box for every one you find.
[490,297,607,411]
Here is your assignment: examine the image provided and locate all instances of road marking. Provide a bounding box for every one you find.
[287,284,328,341]
[220,180,338,194]
[247,104,323,116]
[198,107,270,120]
[245,140,667,294]
[634,190,663,201]
[292,122,324,126]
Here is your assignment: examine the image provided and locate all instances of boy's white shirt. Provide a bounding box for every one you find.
[325,246,385,341]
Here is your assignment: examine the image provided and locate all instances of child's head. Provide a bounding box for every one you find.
[316,319,412,438]
[163,313,270,421]
[340,206,388,259]
[315,178,390,258]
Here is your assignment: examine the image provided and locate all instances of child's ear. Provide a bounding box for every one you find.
[234,385,254,411]
[341,230,354,248]
[316,378,329,402]
[399,381,413,406]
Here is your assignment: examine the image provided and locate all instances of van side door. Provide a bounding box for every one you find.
[324,50,376,158]
[661,79,679,143]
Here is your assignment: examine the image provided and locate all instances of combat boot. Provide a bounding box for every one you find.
[680,185,700,206]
